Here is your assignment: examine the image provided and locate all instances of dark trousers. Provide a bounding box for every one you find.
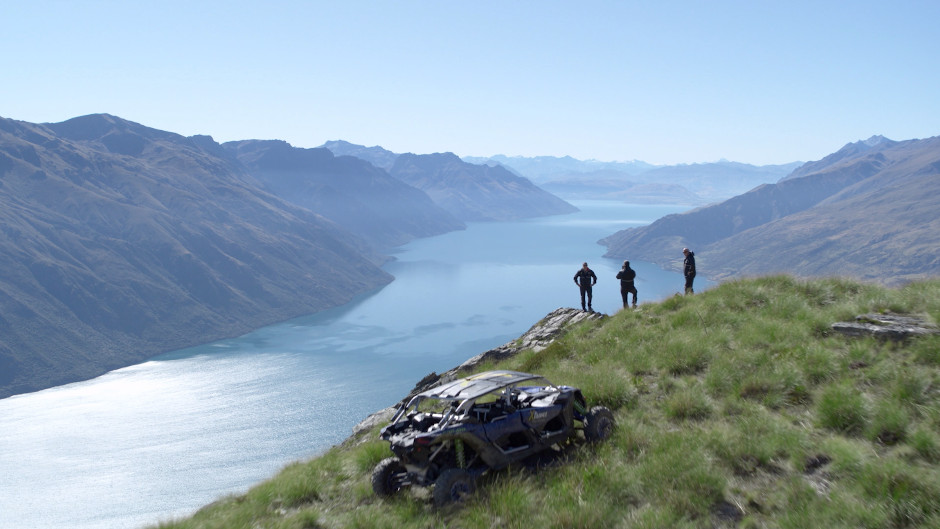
[685,275,695,294]
[579,285,593,309]
[621,285,637,307]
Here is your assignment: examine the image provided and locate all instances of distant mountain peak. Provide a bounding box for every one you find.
[320,140,398,170]
[841,135,895,153]
[43,113,186,156]
[863,135,890,146]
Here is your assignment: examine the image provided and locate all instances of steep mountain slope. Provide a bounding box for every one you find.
[0,114,392,398]
[601,136,940,284]
[155,277,940,529]
[389,152,578,221]
[225,140,464,249]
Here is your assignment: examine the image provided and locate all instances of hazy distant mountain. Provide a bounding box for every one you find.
[388,152,578,221]
[463,154,655,182]
[631,161,802,202]
[467,154,800,204]
[321,142,578,221]
[224,140,464,249]
[780,135,896,182]
[601,135,940,284]
[320,140,399,172]
[530,172,701,204]
[0,114,392,398]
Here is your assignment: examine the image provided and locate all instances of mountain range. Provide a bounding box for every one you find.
[465,154,802,204]
[0,115,575,398]
[601,135,940,284]
[222,140,464,249]
[2,112,936,399]
[322,141,578,221]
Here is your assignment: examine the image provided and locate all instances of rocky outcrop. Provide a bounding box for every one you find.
[351,307,606,436]
[452,307,607,372]
[831,313,938,341]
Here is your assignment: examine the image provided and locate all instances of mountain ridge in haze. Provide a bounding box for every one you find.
[466,154,802,204]
[600,135,940,284]
[322,142,578,221]
[224,139,465,249]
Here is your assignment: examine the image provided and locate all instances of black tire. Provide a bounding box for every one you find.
[584,406,615,443]
[372,457,406,497]
[433,468,475,506]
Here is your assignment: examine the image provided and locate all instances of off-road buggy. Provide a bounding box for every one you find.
[372,370,615,505]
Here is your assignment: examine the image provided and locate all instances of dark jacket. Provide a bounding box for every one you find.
[684,252,696,278]
[616,266,636,288]
[574,268,597,287]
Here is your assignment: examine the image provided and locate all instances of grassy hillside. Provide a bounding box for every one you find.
[153,276,940,529]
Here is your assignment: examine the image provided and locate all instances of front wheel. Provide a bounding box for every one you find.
[433,468,475,506]
[584,406,615,443]
[372,457,407,497]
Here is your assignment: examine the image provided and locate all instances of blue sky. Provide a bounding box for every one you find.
[3,1,938,165]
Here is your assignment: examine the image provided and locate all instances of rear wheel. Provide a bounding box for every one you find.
[584,406,615,442]
[433,468,475,506]
[372,457,407,497]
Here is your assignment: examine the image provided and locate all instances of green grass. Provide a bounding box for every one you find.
[151,276,940,529]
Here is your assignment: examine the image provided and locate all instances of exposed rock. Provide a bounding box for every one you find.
[350,406,397,438]
[831,313,938,341]
[803,454,833,497]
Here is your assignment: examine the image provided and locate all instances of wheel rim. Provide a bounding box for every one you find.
[598,416,612,437]
[386,472,402,492]
[450,480,471,501]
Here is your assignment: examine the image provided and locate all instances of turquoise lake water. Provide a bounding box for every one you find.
[0,200,711,529]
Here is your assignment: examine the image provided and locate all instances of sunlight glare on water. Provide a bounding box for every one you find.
[0,201,707,529]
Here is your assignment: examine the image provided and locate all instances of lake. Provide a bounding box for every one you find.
[0,200,710,529]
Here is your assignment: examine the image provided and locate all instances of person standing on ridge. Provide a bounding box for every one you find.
[616,260,638,309]
[683,247,696,295]
[573,262,597,312]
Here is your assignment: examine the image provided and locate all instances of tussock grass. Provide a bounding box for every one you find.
[152,276,940,529]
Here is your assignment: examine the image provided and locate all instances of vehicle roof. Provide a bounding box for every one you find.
[417,370,546,401]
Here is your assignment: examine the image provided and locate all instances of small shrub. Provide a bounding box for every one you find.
[665,386,712,421]
[819,436,869,478]
[659,338,710,376]
[911,335,940,366]
[517,340,568,371]
[637,432,725,518]
[860,457,940,527]
[581,372,638,409]
[354,441,393,472]
[892,369,931,408]
[817,383,868,435]
[286,509,322,529]
[867,399,909,445]
[801,344,839,384]
[908,427,940,463]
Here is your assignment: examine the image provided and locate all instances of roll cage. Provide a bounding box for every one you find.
[388,370,557,430]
